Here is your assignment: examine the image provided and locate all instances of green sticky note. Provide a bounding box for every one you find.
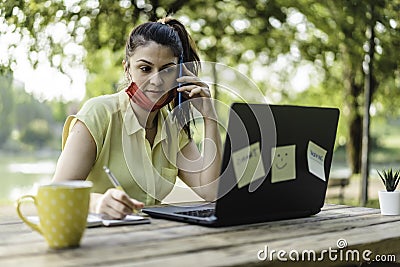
[232,142,266,189]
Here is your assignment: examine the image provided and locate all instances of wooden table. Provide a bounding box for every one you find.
[1,203,400,267]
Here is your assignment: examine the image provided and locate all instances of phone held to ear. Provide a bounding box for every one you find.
[178,54,183,108]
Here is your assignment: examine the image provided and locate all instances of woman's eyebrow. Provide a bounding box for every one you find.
[136,59,176,68]
[162,62,177,68]
[136,59,153,65]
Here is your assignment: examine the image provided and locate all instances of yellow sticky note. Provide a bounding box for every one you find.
[271,145,296,183]
[232,142,266,189]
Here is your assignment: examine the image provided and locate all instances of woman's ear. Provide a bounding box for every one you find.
[122,59,128,71]
[123,59,131,81]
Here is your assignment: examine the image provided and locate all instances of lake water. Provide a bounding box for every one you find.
[0,152,203,205]
[0,153,58,203]
[0,151,382,204]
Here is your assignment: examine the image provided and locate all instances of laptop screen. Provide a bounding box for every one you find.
[215,103,339,222]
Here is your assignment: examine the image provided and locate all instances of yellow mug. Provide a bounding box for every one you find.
[16,181,92,249]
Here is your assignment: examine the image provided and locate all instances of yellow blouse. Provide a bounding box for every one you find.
[62,90,190,205]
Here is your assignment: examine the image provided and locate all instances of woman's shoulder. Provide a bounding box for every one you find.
[79,92,121,115]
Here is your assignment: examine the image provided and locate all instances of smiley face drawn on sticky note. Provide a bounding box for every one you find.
[271,145,296,183]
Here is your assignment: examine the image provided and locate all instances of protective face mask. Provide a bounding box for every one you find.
[125,82,175,112]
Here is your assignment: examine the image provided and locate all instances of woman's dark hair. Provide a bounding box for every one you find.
[125,17,200,139]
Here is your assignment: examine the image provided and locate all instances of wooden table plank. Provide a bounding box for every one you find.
[1,205,399,267]
[0,206,381,247]
[1,207,399,267]
[0,202,350,226]
[113,220,400,267]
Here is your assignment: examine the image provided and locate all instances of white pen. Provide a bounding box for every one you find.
[103,166,124,191]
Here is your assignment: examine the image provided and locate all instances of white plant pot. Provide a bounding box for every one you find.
[378,190,400,215]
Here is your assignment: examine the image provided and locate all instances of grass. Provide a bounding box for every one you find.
[326,197,380,209]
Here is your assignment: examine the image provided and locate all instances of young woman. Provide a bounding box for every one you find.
[52,17,222,219]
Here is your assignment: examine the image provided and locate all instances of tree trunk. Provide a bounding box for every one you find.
[343,53,363,174]
[361,5,376,205]
[348,109,363,174]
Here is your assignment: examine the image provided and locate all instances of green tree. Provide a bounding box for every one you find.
[0,70,14,148]
[177,1,288,97]
[10,87,58,149]
[85,47,123,98]
[13,89,54,132]
[274,0,400,173]
[20,119,53,148]
[0,1,187,98]
[1,0,398,175]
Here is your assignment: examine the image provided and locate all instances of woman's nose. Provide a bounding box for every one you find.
[149,71,163,86]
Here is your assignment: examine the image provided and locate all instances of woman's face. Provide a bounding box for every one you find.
[126,41,178,104]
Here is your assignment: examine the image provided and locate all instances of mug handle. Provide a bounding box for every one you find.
[16,195,42,234]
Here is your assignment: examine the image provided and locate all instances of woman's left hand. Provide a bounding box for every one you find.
[176,65,216,119]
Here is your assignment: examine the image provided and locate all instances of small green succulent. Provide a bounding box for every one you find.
[377,168,400,192]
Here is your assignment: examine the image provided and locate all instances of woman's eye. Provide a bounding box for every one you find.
[140,66,151,72]
[162,66,176,73]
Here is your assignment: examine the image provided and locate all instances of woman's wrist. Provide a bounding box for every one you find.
[201,102,218,122]
[203,115,218,126]
[89,192,102,214]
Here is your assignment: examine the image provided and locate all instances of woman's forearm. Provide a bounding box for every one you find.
[197,115,222,201]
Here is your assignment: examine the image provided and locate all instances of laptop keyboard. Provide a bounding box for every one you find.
[176,208,215,218]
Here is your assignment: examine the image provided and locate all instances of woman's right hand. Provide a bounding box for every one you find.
[91,189,144,219]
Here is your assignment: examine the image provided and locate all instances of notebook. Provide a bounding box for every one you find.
[28,213,150,228]
[142,103,340,227]
[86,213,150,227]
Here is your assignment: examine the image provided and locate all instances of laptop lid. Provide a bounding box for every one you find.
[214,103,340,225]
[142,103,340,226]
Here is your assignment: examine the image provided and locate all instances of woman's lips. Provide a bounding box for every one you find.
[146,90,164,94]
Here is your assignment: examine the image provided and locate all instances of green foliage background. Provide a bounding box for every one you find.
[0,0,399,173]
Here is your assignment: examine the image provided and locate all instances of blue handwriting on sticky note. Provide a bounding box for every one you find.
[232,142,266,189]
[307,141,327,181]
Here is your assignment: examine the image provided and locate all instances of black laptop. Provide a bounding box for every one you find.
[142,103,340,227]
